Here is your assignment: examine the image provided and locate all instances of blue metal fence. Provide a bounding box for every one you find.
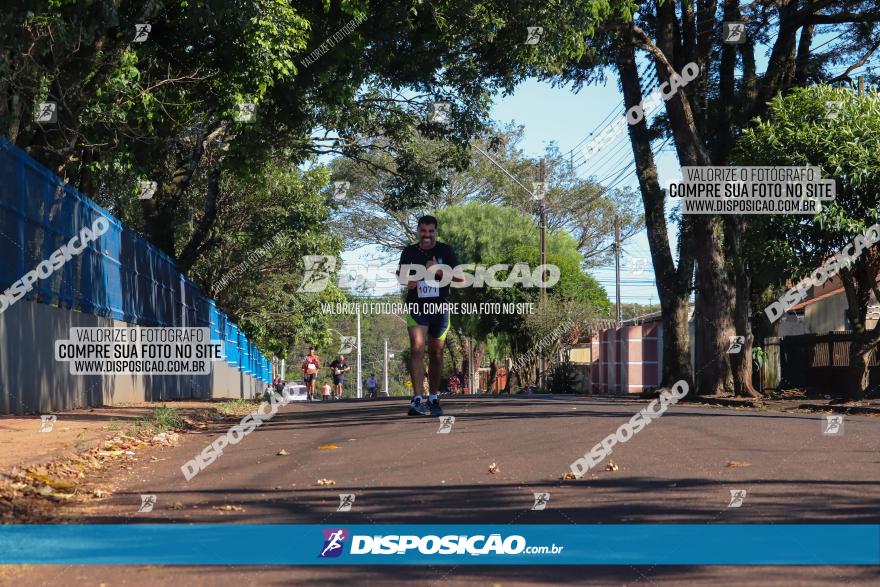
[0,137,270,385]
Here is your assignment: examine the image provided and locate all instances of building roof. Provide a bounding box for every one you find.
[788,286,845,311]
[620,307,695,326]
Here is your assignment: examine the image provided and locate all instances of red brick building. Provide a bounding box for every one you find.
[582,310,695,395]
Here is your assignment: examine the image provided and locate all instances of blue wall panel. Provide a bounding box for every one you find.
[0,137,270,383]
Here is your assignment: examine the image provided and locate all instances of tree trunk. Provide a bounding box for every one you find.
[839,260,880,399]
[645,18,735,397]
[847,336,870,401]
[615,44,694,390]
[177,162,221,272]
[474,342,485,390]
[142,133,207,259]
[693,217,735,395]
[725,217,760,397]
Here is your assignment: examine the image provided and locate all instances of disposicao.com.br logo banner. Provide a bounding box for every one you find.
[1,525,878,565]
[318,528,564,560]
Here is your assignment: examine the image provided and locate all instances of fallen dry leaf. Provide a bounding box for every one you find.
[27,472,76,491]
[277,449,289,456]
[488,462,500,474]
[318,445,338,450]
[213,505,244,512]
[96,450,124,458]
[316,479,336,486]
[150,432,180,446]
[560,471,577,480]
[726,460,751,468]
[605,461,619,472]
[171,502,184,510]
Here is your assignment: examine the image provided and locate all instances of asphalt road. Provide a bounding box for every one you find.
[7,396,880,585]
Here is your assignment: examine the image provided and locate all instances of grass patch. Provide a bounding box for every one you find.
[125,405,186,437]
[216,398,257,417]
[150,405,185,432]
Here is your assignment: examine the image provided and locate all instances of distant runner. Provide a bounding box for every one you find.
[366,373,378,398]
[301,347,321,401]
[329,354,350,400]
[397,214,463,416]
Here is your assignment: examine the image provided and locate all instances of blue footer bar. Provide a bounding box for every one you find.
[1,525,878,565]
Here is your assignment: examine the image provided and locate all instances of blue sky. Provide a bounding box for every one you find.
[343,69,679,307]
[489,73,681,306]
[342,29,862,308]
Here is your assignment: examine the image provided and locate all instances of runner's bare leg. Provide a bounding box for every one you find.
[408,325,427,397]
[427,336,444,392]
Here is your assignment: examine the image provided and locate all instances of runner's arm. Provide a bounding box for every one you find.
[397,247,419,289]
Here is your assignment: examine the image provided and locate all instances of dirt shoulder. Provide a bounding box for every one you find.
[0,399,259,522]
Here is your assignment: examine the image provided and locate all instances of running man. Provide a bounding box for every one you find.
[329,354,350,399]
[397,214,463,416]
[366,373,378,398]
[301,347,321,401]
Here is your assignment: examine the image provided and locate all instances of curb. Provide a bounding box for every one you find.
[691,397,761,408]
[796,403,880,415]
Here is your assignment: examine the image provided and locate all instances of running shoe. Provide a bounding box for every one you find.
[407,396,426,416]
[428,396,443,416]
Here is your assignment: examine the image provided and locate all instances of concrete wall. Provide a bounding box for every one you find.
[588,322,664,395]
[0,298,263,415]
[805,293,849,334]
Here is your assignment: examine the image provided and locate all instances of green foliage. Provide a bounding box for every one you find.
[4,0,628,364]
[433,201,609,359]
[752,346,768,370]
[328,122,642,268]
[548,360,579,394]
[149,406,185,433]
[184,159,344,357]
[734,85,880,272]
[126,405,185,436]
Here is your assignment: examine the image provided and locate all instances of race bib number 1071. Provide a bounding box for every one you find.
[417,281,439,298]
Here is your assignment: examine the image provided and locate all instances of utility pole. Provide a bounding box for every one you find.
[614,216,622,324]
[469,337,475,394]
[539,158,547,306]
[538,158,547,391]
[383,339,389,396]
[356,305,362,399]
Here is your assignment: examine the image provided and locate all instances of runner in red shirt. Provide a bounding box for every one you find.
[301,347,321,401]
